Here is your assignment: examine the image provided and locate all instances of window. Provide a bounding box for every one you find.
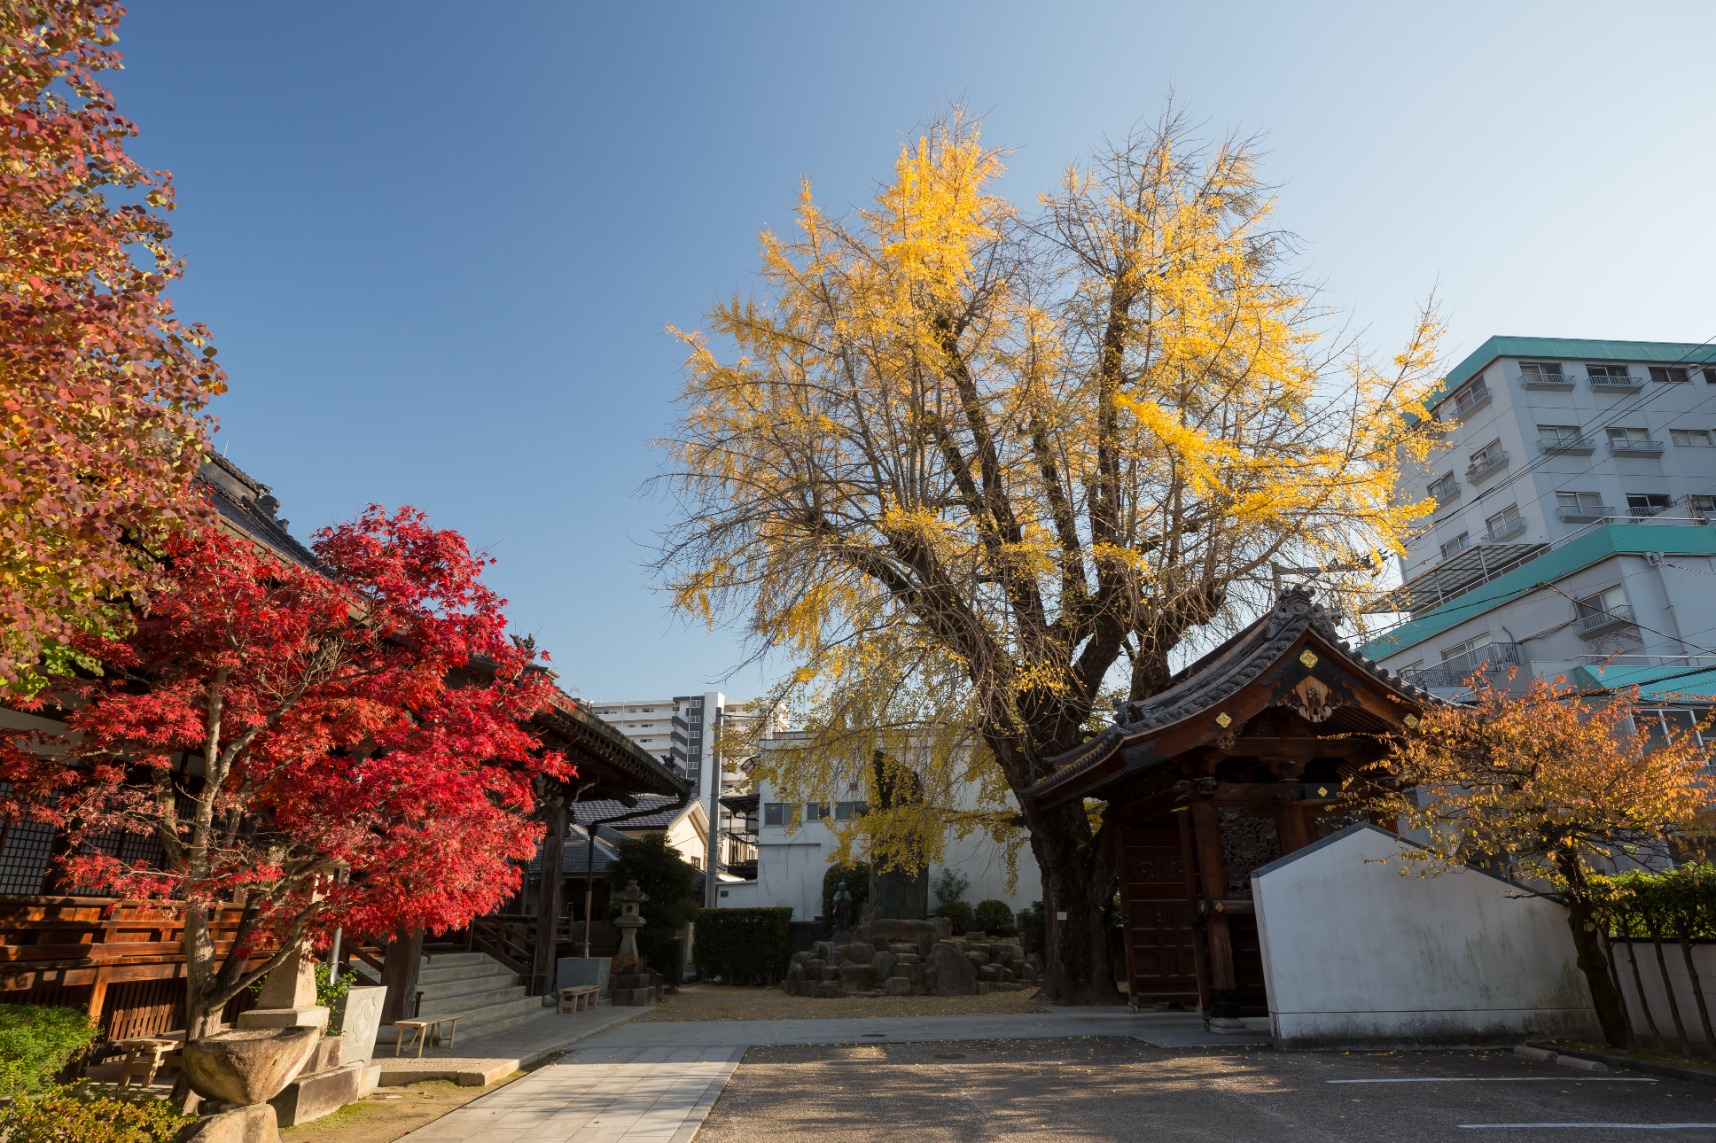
[1427,472,1459,502]
[1519,361,1564,381]
[1651,366,1691,384]
[1486,505,1525,538]
[1672,429,1713,447]
[1608,426,1652,445]
[1574,585,1630,625]
[1468,439,1506,474]
[762,802,792,827]
[1627,492,1671,517]
[1636,708,1706,751]
[1694,495,1716,513]
[804,802,828,821]
[1441,634,1493,662]
[1440,533,1471,559]
[1705,367,1716,385]
[1556,490,1608,517]
[833,800,869,821]
[1538,424,1585,446]
[1586,364,1632,383]
[1445,380,1491,419]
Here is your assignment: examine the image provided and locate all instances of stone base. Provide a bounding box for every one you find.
[611,987,655,1006]
[178,1103,278,1143]
[270,1061,364,1127]
[358,1062,381,1097]
[237,1006,330,1033]
[1208,1017,1250,1034]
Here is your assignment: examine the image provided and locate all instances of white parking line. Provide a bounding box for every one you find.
[1328,1077,1657,1084]
[1458,1124,1716,1131]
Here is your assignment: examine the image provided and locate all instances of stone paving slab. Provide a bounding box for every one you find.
[377,1004,646,1086]
[401,1007,1271,1140]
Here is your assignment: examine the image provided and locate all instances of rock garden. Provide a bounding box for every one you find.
[784,918,1042,999]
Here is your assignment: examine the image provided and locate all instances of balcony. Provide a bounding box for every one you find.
[1539,435,1595,455]
[1465,450,1509,482]
[1444,384,1492,420]
[1405,642,1525,689]
[1428,479,1461,508]
[1520,369,1574,390]
[1609,438,1665,457]
[1485,515,1527,542]
[1557,503,1614,524]
[1589,373,1644,392]
[1576,604,1636,638]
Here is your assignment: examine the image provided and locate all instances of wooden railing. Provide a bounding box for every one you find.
[467,914,535,981]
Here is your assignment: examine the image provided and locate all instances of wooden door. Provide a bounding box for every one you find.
[1118,821,1199,1006]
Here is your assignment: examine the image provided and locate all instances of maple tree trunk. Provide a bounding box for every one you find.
[1029,802,1121,1005]
[1559,859,1631,1048]
[182,900,224,1042]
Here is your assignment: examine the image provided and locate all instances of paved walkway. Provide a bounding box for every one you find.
[399,1008,1268,1142]
[376,1004,648,1087]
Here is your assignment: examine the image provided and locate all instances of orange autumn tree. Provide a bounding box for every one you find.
[1355,673,1714,1047]
[0,2,223,691]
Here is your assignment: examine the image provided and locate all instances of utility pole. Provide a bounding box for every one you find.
[702,699,722,909]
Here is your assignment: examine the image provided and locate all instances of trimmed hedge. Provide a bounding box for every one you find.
[1592,863,1716,940]
[0,1004,98,1098]
[694,908,792,984]
[973,899,1015,935]
[932,900,973,934]
[1,1089,190,1143]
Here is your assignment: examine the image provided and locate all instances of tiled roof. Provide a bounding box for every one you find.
[571,794,690,830]
[1026,588,1433,804]
[197,453,316,567]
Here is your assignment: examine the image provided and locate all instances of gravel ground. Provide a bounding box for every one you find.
[637,983,1048,1022]
[696,1037,1716,1142]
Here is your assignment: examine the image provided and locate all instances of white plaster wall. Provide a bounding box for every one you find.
[1253,825,1602,1048]
[1612,940,1716,1050]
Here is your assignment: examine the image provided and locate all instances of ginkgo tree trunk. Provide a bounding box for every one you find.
[658,106,1444,1003]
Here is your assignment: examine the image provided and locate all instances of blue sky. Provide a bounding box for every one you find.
[110,2,1716,701]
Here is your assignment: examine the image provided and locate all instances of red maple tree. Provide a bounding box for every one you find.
[1,2,225,691]
[1,507,569,1036]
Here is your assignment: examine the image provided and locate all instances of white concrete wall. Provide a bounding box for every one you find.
[1612,940,1716,1051]
[1253,824,1602,1049]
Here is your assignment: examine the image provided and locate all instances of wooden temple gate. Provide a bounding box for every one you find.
[1025,589,1430,1021]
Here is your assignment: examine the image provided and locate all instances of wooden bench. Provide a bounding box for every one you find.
[114,1037,178,1087]
[557,985,600,1014]
[391,1015,460,1058]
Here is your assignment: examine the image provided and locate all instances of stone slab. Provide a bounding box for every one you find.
[237,1006,330,1033]
[556,956,610,996]
[270,1061,364,1127]
[336,984,387,1065]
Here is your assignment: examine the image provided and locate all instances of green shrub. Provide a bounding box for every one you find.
[694,908,792,984]
[1016,900,1045,930]
[0,1004,98,1098]
[1,1088,191,1142]
[933,899,973,933]
[973,899,1014,934]
[822,862,869,927]
[1592,863,1716,940]
[931,868,970,909]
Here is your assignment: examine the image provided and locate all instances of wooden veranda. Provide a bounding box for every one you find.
[1024,589,1431,1021]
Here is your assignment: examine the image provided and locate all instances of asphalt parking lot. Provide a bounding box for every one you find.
[694,1037,1716,1142]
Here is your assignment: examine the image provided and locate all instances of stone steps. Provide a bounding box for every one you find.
[397,950,557,1042]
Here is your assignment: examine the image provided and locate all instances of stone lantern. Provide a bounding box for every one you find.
[613,879,649,960]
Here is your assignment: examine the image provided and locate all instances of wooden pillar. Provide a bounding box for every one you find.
[1278,803,1312,855]
[1190,798,1240,1020]
[380,926,424,1025]
[532,790,568,997]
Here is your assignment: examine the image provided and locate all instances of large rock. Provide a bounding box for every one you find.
[883,976,913,996]
[182,1027,321,1107]
[840,942,873,965]
[839,963,876,991]
[873,950,896,981]
[812,981,843,999]
[927,940,977,996]
[177,1103,278,1143]
[855,918,948,957]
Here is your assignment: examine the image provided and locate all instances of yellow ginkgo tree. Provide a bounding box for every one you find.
[1355,673,1714,1047]
[659,105,1445,1002]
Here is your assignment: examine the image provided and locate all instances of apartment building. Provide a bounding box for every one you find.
[1360,336,1716,736]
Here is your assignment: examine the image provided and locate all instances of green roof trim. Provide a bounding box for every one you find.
[1358,524,1716,660]
[1424,335,1716,413]
[1571,662,1716,703]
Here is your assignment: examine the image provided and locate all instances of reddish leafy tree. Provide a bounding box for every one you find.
[0,507,569,1037]
[1,2,224,691]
